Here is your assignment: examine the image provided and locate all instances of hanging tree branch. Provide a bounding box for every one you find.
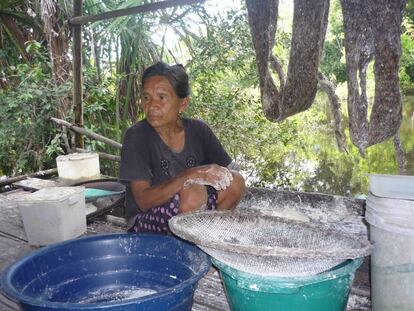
[393,134,407,174]
[318,72,347,153]
[246,0,330,121]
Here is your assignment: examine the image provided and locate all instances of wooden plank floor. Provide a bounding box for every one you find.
[0,191,371,310]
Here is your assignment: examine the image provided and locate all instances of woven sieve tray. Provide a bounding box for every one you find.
[169,210,372,276]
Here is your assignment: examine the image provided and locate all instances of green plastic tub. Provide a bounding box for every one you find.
[213,258,363,311]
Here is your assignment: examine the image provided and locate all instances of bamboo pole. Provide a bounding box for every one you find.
[69,0,205,26]
[0,169,58,187]
[51,117,123,150]
[73,0,84,148]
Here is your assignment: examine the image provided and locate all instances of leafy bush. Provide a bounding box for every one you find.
[0,42,70,176]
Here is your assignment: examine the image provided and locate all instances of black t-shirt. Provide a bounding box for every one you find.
[120,117,232,224]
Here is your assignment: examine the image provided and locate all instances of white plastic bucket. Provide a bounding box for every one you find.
[366,195,414,235]
[368,174,414,200]
[56,153,100,182]
[366,192,414,311]
[366,194,414,217]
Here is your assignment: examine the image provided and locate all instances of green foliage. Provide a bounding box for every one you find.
[405,63,414,82]
[0,41,70,175]
[406,0,414,25]
[398,5,414,91]
[320,0,346,84]
[320,41,347,83]
[81,67,123,175]
[400,33,414,87]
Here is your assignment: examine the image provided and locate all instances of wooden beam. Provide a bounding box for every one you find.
[73,0,84,148]
[51,117,123,150]
[69,0,205,26]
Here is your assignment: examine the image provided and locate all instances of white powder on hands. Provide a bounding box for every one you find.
[184,166,233,191]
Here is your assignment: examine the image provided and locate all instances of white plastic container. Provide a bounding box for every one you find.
[56,153,100,182]
[366,191,414,311]
[368,174,414,200]
[16,187,86,246]
[366,194,414,217]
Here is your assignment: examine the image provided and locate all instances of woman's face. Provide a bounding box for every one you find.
[141,75,188,130]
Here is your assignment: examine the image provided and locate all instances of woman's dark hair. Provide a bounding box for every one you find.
[141,62,190,98]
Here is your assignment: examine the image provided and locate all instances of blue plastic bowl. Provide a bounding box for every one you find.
[1,233,210,311]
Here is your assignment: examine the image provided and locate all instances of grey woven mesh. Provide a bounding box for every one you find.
[169,211,372,277]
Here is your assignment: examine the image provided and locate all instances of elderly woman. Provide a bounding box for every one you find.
[120,62,245,234]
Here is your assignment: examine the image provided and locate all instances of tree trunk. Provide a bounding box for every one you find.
[40,0,71,119]
[0,14,30,63]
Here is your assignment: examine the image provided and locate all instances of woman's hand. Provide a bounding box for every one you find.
[184,164,233,191]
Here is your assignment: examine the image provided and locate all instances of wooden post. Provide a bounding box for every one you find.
[73,0,84,148]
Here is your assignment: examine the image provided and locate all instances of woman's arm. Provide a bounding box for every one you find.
[130,164,232,212]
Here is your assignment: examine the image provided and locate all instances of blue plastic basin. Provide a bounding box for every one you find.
[1,233,210,311]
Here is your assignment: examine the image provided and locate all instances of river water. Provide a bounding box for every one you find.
[258,94,414,197]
